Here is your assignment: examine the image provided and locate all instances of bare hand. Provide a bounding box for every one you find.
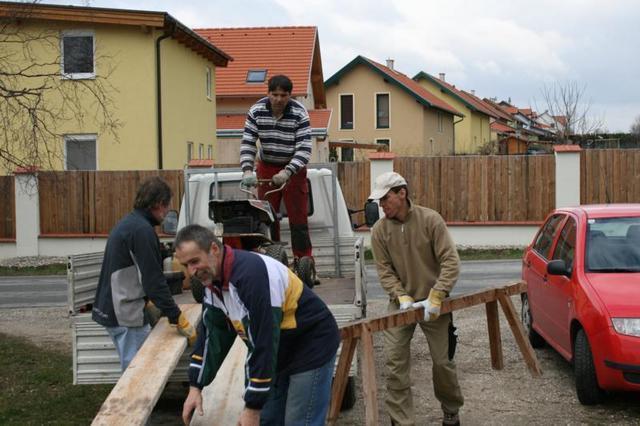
[236,407,260,426]
[182,386,203,425]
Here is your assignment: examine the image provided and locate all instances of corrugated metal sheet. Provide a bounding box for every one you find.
[67,252,103,315]
[280,234,360,277]
[72,314,190,385]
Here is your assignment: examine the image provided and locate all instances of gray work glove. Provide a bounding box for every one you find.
[144,300,163,327]
[271,169,291,187]
[241,170,257,188]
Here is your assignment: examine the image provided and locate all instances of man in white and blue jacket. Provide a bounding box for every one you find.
[175,224,339,426]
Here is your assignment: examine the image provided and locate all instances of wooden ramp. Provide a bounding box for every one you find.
[92,304,201,426]
[191,337,246,426]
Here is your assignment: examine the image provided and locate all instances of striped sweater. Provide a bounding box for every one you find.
[240,97,312,176]
[188,246,339,410]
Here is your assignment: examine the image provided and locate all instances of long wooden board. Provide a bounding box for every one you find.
[92,304,202,426]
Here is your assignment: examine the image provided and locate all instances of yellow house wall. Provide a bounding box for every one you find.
[468,111,491,153]
[326,64,457,160]
[160,37,217,169]
[1,21,219,173]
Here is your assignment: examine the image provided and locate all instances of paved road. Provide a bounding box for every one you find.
[0,259,522,308]
[0,276,66,308]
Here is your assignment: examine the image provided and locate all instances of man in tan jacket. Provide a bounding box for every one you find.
[369,172,464,426]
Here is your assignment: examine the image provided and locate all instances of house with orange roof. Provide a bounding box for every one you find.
[324,56,461,160]
[413,72,498,154]
[0,2,230,173]
[196,26,331,164]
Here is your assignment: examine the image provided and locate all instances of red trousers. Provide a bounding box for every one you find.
[256,161,312,258]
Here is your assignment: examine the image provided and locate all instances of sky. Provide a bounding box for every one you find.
[41,0,640,132]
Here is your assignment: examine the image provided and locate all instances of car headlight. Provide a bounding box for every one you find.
[611,318,640,337]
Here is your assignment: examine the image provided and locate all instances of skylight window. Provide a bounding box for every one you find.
[246,69,267,83]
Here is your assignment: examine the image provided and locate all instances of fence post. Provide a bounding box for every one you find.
[368,152,396,191]
[14,168,40,257]
[553,145,581,208]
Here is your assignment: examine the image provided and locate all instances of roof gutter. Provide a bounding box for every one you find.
[155,18,176,169]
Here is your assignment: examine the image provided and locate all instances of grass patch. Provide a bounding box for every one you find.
[364,247,523,262]
[0,263,66,276]
[0,333,112,425]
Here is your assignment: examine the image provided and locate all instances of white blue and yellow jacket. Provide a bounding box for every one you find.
[188,245,339,410]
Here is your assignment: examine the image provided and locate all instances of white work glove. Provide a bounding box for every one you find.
[412,288,447,321]
[398,295,414,310]
[241,170,257,188]
[271,169,291,187]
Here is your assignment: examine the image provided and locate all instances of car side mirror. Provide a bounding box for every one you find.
[162,210,178,235]
[547,259,571,278]
[364,201,380,228]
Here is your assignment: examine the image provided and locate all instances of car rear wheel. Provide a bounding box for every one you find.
[521,293,545,348]
[574,329,605,405]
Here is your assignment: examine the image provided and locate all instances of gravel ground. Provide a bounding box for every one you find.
[1,298,638,425]
[0,256,66,267]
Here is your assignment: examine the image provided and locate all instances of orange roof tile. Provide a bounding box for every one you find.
[491,121,515,133]
[482,98,514,121]
[195,26,317,98]
[358,58,461,116]
[217,109,332,131]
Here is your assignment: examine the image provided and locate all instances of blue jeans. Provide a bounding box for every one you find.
[106,324,151,371]
[260,355,336,426]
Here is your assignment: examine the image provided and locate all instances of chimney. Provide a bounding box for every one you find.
[471,89,476,96]
[438,72,445,81]
[386,58,394,70]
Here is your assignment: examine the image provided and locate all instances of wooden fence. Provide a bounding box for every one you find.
[337,161,371,226]
[0,176,15,239]
[38,171,183,235]
[393,155,555,222]
[581,149,640,204]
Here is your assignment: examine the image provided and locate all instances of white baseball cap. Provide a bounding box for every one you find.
[368,172,408,200]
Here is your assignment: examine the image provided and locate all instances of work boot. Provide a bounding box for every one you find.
[442,412,460,426]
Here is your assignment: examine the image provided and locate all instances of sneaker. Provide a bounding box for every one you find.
[443,412,460,426]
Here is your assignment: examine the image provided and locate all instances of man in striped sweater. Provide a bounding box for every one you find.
[239,75,315,278]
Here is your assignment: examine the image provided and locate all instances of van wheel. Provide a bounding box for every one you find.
[264,244,288,266]
[340,376,356,411]
[574,329,605,405]
[190,277,204,304]
[521,293,545,348]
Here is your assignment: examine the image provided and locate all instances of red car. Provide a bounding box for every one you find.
[521,204,640,405]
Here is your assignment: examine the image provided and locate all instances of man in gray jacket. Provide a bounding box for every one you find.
[92,176,196,370]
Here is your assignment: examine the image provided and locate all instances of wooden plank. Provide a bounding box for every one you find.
[485,300,503,370]
[92,304,202,426]
[341,282,527,339]
[327,337,358,426]
[359,323,379,426]
[191,337,246,426]
[496,292,542,377]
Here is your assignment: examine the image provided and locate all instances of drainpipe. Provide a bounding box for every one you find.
[452,115,464,154]
[155,22,175,169]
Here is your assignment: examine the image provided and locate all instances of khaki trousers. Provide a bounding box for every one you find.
[383,302,464,425]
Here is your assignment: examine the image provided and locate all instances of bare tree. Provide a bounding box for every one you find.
[631,115,640,137]
[539,81,603,143]
[0,1,121,172]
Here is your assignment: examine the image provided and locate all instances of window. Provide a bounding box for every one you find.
[340,94,354,129]
[205,67,212,99]
[187,142,194,162]
[246,69,267,83]
[533,214,566,259]
[198,144,204,159]
[553,218,577,271]
[207,145,213,159]
[376,93,390,128]
[61,31,94,78]
[341,147,354,162]
[64,134,96,170]
[437,111,443,133]
[376,139,390,151]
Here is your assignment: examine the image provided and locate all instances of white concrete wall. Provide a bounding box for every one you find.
[38,238,107,256]
[555,149,581,208]
[0,243,16,259]
[14,174,40,257]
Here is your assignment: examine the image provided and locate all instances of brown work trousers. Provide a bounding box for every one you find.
[384,302,464,425]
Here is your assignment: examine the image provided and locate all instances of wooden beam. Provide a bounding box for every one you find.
[485,300,503,370]
[497,292,542,377]
[92,304,202,426]
[359,324,379,425]
[340,282,526,339]
[327,337,358,425]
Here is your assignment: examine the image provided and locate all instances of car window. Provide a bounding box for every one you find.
[587,216,640,272]
[552,218,577,271]
[533,214,565,259]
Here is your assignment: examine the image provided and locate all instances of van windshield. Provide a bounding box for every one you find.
[586,217,640,272]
